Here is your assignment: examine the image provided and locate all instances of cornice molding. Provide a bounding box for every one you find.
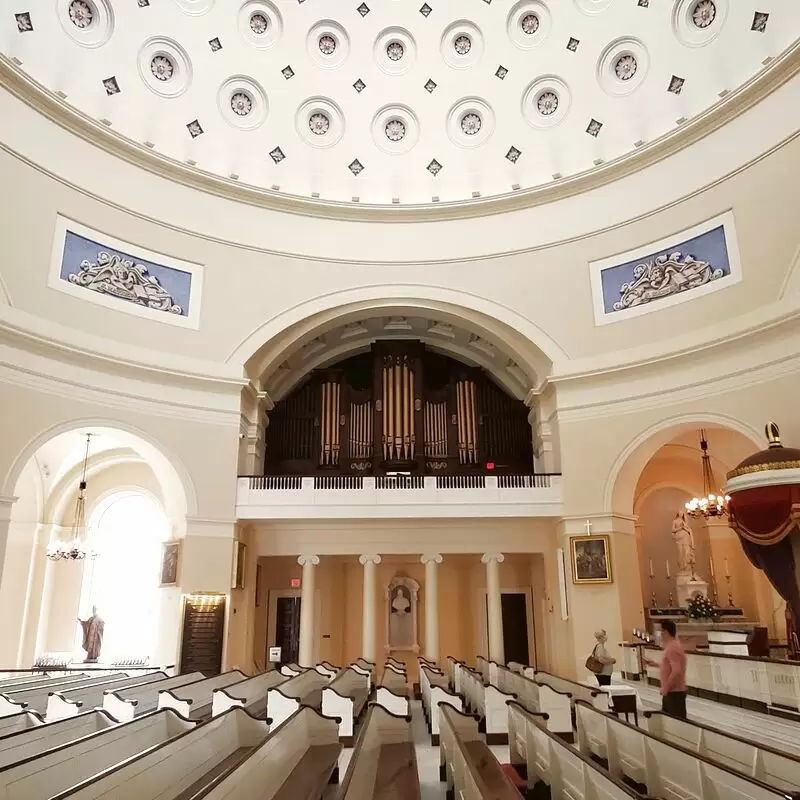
[2,42,799,224]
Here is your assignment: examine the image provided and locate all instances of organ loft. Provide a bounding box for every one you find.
[265,341,534,477]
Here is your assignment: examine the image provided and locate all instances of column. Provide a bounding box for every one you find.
[421,554,443,661]
[359,554,381,661]
[297,554,319,666]
[482,553,505,663]
[0,496,16,588]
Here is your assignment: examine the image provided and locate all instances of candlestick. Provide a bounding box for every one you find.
[724,558,730,578]
[710,558,715,578]
[666,560,671,579]
[649,559,654,579]
[668,591,674,607]
[651,590,657,607]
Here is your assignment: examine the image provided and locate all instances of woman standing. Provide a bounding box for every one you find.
[591,629,616,686]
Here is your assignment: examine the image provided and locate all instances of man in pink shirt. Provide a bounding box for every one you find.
[645,620,687,719]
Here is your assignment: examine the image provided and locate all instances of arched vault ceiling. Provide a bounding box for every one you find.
[3,0,798,206]
[258,314,542,402]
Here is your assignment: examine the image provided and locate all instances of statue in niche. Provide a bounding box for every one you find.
[79,606,105,663]
[386,576,419,652]
[671,511,697,577]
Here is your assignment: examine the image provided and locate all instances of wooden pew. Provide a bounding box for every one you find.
[315,662,340,679]
[575,700,791,800]
[0,707,194,800]
[339,703,419,799]
[375,666,409,716]
[279,664,302,677]
[644,710,800,795]
[48,707,266,800]
[456,663,516,745]
[350,660,374,691]
[184,706,341,800]
[0,709,117,769]
[508,700,646,800]
[103,672,204,722]
[0,675,58,692]
[527,667,603,709]
[0,712,43,740]
[267,667,331,732]
[419,664,462,745]
[46,671,168,722]
[321,667,370,745]
[0,672,128,717]
[211,670,285,719]
[158,670,247,721]
[439,703,520,800]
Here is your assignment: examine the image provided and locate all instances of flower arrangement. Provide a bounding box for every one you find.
[686,593,717,620]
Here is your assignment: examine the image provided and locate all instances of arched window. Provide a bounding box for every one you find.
[76,491,169,662]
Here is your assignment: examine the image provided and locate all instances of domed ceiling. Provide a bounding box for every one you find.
[2,0,797,207]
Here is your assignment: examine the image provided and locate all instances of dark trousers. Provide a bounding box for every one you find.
[662,691,687,719]
[596,674,612,686]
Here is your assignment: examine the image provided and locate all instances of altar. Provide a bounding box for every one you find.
[646,608,767,656]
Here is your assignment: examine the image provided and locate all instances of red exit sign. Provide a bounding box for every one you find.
[290,578,301,588]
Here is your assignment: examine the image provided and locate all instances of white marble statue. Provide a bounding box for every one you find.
[671,511,697,577]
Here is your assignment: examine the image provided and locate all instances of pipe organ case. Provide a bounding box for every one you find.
[265,341,532,476]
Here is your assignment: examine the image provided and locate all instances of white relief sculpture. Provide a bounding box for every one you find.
[386,576,419,652]
[68,251,182,314]
[614,251,724,311]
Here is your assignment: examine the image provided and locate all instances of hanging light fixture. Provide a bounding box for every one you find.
[47,434,95,561]
[685,429,730,518]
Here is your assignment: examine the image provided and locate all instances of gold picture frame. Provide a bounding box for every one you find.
[159,541,180,587]
[570,535,613,584]
[233,541,247,590]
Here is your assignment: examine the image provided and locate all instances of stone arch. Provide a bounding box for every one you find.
[3,419,197,522]
[226,284,569,390]
[605,412,762,515]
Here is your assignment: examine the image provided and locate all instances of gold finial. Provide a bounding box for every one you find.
[766,422,782,448]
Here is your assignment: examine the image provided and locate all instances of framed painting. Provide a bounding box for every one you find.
[159,541,180,587]
[234,541,247,590]
[570,535,612,584]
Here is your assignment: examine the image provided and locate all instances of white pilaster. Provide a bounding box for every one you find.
[0,496,17,588]
[297,554,319,666]
[421,554,443,662]
[482,552,505,664]
[358,554,381,661]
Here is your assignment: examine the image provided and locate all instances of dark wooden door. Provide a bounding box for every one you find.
[501,593,530,667]
[273,596,301,665]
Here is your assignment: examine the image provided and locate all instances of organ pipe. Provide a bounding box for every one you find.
[319,380,340,466]
[456,379,478,465]
[349,401,373,459]
[424,401,448,457]
[381,355,416,462]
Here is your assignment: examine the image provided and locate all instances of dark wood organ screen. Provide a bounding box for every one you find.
[265,341,532,476]
[179,596,226,676]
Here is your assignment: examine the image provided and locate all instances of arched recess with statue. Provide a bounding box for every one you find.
[227,293,568,680]
[0,421,220,670]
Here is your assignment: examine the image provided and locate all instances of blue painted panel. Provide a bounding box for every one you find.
[60,231,192,317]
[600,225,731,314]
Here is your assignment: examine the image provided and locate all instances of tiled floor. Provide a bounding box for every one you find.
[328,699,510,799]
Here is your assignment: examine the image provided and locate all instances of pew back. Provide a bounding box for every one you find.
[267,669,330,731]
[0,674,111,717]
[103,671,204,722]
[211,670,285,718]
[0,713,43,740]
[158,671,247,719]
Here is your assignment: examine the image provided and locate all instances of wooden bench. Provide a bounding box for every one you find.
[438,703,520,800]
[315,662,340,679]
[211,670,285,719]
[267,667,331,732]
[419,664,462,745]
[339,703,419,800]
[508,700,647,800]
[279,663,302,677]
[575,700,792,800]
[644,709,800,795]
[0,675,59,692]
[48,707,266,800]
[0,673,116,718]
[321,667,370,745]
[103,672,204,722]
[375,686,409,717]
[184,706,341,800]
[0,709,117,769]
[46,671,168,722]
[0,712,43,740]
[158,671,247,721]
[456,663,516,745]
[0,707,194,800]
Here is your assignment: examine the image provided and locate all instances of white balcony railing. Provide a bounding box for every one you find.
[236,474,563,520]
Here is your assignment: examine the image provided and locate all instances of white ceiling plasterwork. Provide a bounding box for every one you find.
[3,0,797,208]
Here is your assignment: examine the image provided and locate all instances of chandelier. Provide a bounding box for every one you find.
[685,429,730,518]
[46,434,95,561]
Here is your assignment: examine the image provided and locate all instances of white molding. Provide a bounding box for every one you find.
[47,215,204,329]
[589,211,742,325]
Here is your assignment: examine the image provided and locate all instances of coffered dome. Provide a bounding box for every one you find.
[2,0,797,208]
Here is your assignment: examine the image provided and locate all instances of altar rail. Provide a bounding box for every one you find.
[641,644,800,717]
[237,474,563,519]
